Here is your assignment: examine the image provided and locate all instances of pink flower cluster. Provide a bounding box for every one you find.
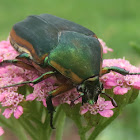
[0,41,24,117]
[0,40,54,117]
[101,58,140,95]
[0,39,140,135]
[26,78,57,107]
[80,96,115,117]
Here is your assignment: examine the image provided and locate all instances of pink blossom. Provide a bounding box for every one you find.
[0,40,38,119]
[80,96,115,117]
[27,78,56,105]
[98,38,113,54]
[42,99,47,107]
[26,94,36,101]
[0,127,4,136]
[80,108,88,115]
[2,108,13,119]
[99,109,114,117]
[101,58,140,95]
[14,106,23,119]
[133,81,140,90]
[0,39,140,121]
[53,88,81,106]
[113,86,129,95]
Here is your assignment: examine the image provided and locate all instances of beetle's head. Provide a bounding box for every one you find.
[77,76,103,105]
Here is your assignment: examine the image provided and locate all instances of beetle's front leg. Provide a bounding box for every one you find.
[101,66,140,76]
[46,83,73,129]
[1,71,56,88]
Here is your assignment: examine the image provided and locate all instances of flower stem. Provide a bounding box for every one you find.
[56,109,66,140]
[79,130,86,140]
[88,109,120,140]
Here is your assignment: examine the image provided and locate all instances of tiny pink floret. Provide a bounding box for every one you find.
[14,106,23,119]
[2,108,13,119]
[80,96,115,117]
[133,81,140,90]
[26,94,36,101]
[99,110,114,117]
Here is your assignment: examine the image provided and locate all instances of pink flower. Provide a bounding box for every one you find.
[0,127,4,136]
[0,40,58,118]
[101,58,140,95]
[53,88,81,106]
[14,106,23,119]
[26,94,36,101]
[80,96,115,117]
[0,39,140,121]
[133,81,140,90]
[98,38,113,54]
[2,108,13,119]
[26,78,56,106]
[113,86,129,95]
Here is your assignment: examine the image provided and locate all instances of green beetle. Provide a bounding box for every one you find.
[1,14,140,128]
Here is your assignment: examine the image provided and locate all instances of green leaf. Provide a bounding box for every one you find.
[17,85,33,95]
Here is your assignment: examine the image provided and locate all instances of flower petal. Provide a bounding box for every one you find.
[14,106,23,119]
[99,110,114,117]
[80,108,88,115]
[2,108,13,119]
[113,86,128,95]
[105,80,117,87]
[0,94,5,102]
[0,127,4,136]
[133,81,140,90]
[26,94,36,101]
[42,99,47,107]
[103,101,115,109]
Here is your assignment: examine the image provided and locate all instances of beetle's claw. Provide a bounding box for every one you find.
[50,111,55,129]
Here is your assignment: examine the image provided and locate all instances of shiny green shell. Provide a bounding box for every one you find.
[48,31,102,83]
[11,14,102,84]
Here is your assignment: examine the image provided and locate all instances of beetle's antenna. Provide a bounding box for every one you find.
[0,71,55,89]
[50,112,55,129]
[101,92,118,107]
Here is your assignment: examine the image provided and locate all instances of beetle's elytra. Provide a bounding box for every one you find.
[1,14,140,128]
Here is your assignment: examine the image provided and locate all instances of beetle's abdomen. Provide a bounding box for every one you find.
[48,31,102,84]
[10,14,96,64]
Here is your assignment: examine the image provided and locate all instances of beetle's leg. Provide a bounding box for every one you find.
[102,66,140,76]
[0,59,35,70]
[101,92,118,107]
[16,53,32,63]
[0,53,32,69]
[46,83,73,129]
[1,71,56,88]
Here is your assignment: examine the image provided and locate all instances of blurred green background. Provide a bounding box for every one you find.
[0,0,140,139]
